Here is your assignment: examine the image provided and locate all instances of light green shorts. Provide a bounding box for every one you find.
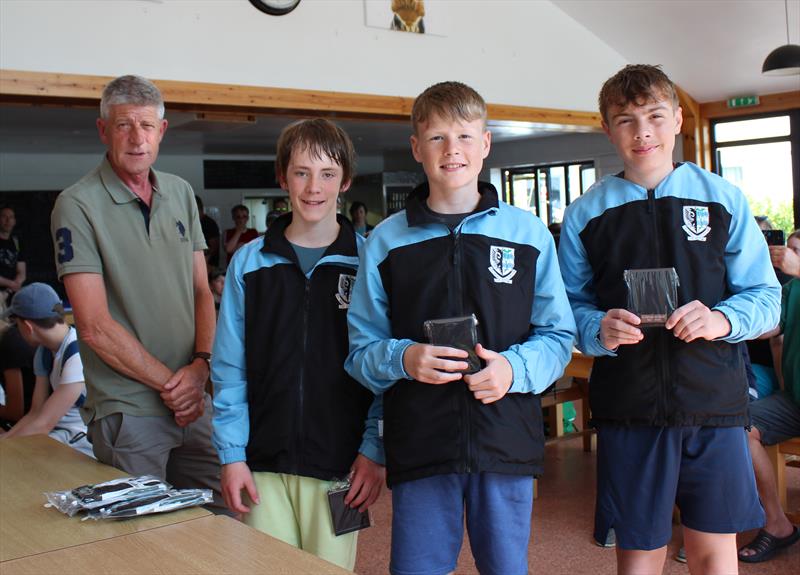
[245,472,358,571]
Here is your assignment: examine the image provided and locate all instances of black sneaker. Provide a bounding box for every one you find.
[594,528,616,548]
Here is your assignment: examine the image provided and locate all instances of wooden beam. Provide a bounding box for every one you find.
[675,85,706,167]
[0,69,601,128]
[700,91,800,120]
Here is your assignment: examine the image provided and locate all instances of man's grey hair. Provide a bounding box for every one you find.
[100,75,165,119]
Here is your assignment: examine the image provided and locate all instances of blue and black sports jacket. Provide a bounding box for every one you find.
[212,214,383,480]
[346,182,576,486]
[559,162,781,427]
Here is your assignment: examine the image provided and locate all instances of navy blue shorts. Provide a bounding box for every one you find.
[594,425,764,551]
[390,473,534,575]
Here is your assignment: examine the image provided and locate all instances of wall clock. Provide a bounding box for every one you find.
[249,0,301,16]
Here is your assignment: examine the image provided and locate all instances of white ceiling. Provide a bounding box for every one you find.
[552,0,800,103]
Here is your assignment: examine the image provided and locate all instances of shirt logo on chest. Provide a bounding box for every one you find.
[682,206,710,242]
[175,219,189,242]
[336,273,356,309]
[489,245,516,284]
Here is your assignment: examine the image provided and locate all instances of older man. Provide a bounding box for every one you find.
[50,75,222,507]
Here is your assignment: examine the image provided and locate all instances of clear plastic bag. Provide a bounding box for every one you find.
[623,268,681,326]
[423,314,481,374]
[44,475,170,517]
[82,489,213,520]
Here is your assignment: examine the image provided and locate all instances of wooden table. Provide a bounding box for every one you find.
[1,515,351,575]
[0,435,210,562]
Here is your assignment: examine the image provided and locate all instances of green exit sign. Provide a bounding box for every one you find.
[727,96,760,108]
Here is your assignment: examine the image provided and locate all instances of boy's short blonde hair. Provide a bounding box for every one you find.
[411,81,487,133]
[599,65,679,124]
[275,118,356,185]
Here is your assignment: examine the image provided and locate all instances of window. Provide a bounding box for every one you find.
[502,161,595,225]
[712,111,799,234]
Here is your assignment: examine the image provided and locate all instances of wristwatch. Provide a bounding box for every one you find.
[191,351,212,370]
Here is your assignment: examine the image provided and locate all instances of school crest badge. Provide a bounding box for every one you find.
[336,273,355,309]
[488,245,516,284]
[681,206,710,242]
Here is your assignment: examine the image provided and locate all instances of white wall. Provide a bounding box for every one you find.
[0,0,627,113]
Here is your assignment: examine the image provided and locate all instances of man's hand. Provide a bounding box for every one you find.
[221,461,260,514]
[402,343,468,384]
[161,360,207,426]
[174,399,204,428]
[769,245,800,277]
[463,344,513,404]
[665,300,730,342]
[344,454,385,512]
[599,309,643,350]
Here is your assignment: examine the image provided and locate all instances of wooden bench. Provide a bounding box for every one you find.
[541,352,593,452]
[767,437,800,524]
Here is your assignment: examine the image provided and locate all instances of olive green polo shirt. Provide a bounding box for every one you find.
[51,157,206,421]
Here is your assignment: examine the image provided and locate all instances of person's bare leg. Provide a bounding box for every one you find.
[683,526,737,574]
[739,427,793,558]
[616,547,667,575]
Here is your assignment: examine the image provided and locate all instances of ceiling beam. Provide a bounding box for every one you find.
[0,69,602,128]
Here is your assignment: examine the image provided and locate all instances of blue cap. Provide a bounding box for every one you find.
[3,283,63,320]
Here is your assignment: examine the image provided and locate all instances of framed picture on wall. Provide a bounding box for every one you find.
[364,1,448,37]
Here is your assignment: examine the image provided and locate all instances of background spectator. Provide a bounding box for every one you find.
[0,207,26,307]
[224,204,259,259]
[196,195,220,271]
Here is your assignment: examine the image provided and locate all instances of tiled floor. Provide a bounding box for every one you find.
[355,434,800,574]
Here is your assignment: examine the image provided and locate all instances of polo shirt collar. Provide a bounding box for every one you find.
[99,156,162,205]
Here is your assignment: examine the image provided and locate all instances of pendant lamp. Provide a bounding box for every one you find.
[762,0,800,75]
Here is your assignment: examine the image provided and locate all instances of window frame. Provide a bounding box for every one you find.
[710,109,800,229]
[502,160,595,225]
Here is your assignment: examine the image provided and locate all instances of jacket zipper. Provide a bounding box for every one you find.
[648,188,670,423]
[295,274,312,474]
[451,227,472,474]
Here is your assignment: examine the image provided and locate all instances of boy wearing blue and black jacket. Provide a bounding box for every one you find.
[211,119,384,571]
[559,65,781,574]
[346,81,576,575]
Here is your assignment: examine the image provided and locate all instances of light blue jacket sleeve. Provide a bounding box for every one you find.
[345,238,415,394]
[502,230,577,394]
[211,246,250,465]
[558,204,618,357]
[358,394,384,465]
[713,191,781,341]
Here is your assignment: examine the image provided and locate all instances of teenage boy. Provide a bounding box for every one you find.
[0,283,92,457]
[559,65,781,575]
[212,119,384,571]
[346,81,576,575]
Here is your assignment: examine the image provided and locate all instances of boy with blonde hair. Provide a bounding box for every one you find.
[559,65,781,574]
[212,118,384,570]
[346,81,576,575]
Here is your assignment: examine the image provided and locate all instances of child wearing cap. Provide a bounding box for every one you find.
[0,283,92,457]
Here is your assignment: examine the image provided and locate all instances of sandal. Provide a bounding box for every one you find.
[738,526,800,563]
